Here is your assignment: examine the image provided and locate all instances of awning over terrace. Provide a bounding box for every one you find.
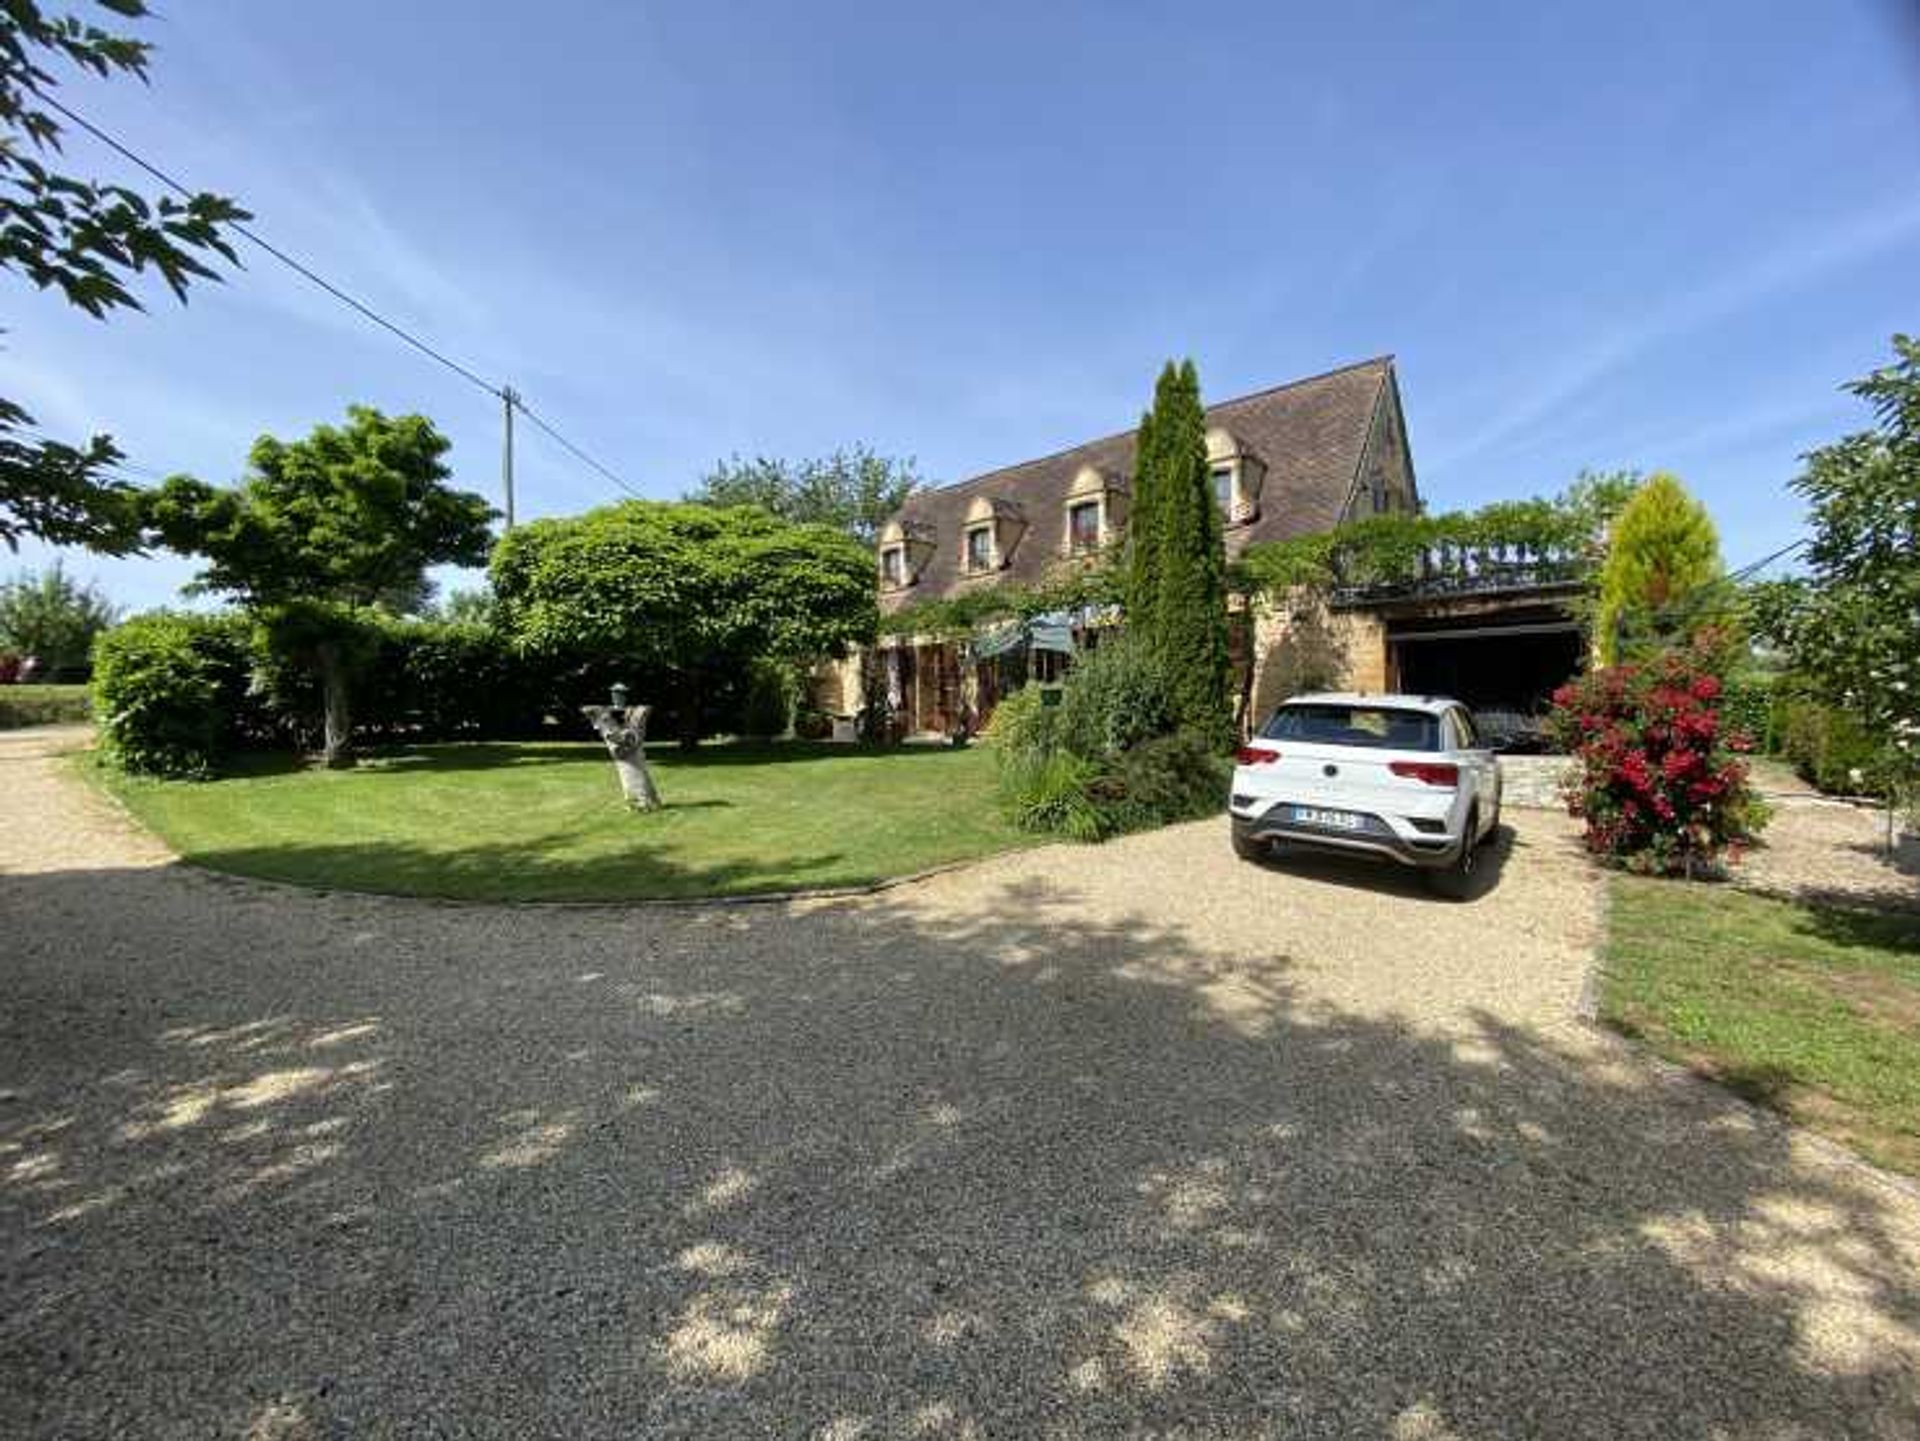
[970,611,1076,659]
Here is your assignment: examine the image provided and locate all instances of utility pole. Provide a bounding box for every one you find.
[500,384,520,530]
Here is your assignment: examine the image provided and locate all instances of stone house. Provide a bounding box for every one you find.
[826,355,1584,736]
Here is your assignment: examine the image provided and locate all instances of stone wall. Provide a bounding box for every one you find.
[1246,590,1391,723]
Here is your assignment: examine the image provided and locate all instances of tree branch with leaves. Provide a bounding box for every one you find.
[0,0,248,553]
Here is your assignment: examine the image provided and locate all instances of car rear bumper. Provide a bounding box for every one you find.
[1231,810,1464,869]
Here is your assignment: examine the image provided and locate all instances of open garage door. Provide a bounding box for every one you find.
[1390,609,1585,730]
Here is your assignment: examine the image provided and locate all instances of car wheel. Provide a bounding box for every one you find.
[1231,823,1265,863]
[1426,811,1479,900]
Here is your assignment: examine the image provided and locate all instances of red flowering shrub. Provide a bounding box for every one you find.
[1546,642,1766,875]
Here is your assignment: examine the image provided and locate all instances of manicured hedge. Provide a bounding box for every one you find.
[1777,695,1886,797]
[92,613,268,777]
[90,608,809,776]
[0,684,92,730]
[92,611,568,777]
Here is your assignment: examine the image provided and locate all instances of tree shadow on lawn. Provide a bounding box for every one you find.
[2,860,1918,1437]
[178,829,848,903]
[208,739,983,780]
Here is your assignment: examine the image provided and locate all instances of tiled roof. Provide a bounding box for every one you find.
[880,355,1397,608]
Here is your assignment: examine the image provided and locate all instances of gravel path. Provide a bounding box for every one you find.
[1734,768,1920,913]
[4,728,1919,1438]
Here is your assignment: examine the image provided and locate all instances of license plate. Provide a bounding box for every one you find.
[1290,805,1366,830]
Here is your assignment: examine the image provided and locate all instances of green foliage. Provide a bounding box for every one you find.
[146,408,495,609]
[0,560,117,676]
[1100,730,1231,833]
[689,446,921,548]
[1054,633,1174,760]
[1718,671,1777,754]
[91,611,262,777]
[1778,695,1888,797]
[1240,470,1638,598]
[434,585,495,625]
[1771,335,1920,812]
[1122,360,1232,745]
[738,660,796,738]
[877,561,1120,639]
[144,407,496,763]
[1,2,247,554]
[91,608,574,775]
[981,682,1060,764]
[997,748,1105,841]
[493,500,876,745]
[987,637,1224,841]
[1594,472,1726,664]
[0,683,89,729]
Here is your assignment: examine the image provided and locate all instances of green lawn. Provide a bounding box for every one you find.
[0,683,90,729]
[93,740,1036,902]
[1603,876,1920,1176]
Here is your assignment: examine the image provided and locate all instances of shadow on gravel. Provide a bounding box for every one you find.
[175,833,847,904]
[1244,823,1521,903]
[2,859,1918,1437]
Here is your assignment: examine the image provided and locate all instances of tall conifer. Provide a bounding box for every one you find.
[1123,360,1233,746]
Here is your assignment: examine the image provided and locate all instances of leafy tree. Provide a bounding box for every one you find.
[1,1,247,553]
[433,584,496,625]
[491,500,876,749]
[1594,471,1726,664]
[1123,360,1232,745]
[1773,335,1920,830]
[144,407,495,766]
[0,559,116,674]
[689,446,921,548]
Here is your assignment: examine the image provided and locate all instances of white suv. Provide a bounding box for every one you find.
[1228,693,1502,899]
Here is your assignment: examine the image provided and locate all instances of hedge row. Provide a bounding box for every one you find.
[92,611,815,778]
[91,613,571,778]
[0,684,91,730]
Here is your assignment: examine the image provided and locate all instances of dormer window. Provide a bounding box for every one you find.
[1063,463,1126,556]
[965,524,994,573]
[881,545,905,586]
[1068,499,1101,553]
[1206,428,1266,527]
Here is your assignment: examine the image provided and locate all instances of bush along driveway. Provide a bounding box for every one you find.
[4,728,1919,1438]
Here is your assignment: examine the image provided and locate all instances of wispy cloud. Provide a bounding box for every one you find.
[1425,196,1920,473]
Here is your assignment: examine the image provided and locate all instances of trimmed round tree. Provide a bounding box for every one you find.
[143,407,496,767]
[490,500,877,750]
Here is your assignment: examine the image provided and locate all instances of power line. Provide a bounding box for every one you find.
[513,397,644,499]
[30,87,643,503]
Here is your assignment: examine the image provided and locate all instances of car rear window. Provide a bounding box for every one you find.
[1260,704,1441,752]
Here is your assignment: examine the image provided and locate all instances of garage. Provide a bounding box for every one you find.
[1360,590,1589,747]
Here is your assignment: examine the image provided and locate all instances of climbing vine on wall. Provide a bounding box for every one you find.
[1238,471,1640,599]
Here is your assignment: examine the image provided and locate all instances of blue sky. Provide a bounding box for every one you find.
[9,0,1919,610]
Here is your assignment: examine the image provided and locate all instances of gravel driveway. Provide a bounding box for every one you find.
[5,727,1919,1438]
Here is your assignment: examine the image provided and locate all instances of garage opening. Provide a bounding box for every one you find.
[1389,613,1585,747]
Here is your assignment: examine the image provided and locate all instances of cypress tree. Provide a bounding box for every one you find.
[1153,360,1233,744]
[1122,367,1171,638]
[1123,359,1233,747]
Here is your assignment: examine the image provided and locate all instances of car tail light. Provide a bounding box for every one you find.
[1235,745,1281,765]
[1390,760,1459,787]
